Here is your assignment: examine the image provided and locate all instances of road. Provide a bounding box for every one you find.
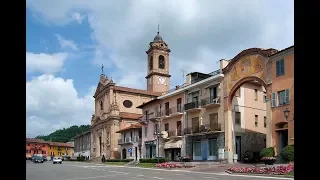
[26,160,293,180]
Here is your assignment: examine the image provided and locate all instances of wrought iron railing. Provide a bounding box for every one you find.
[184,101,200,111]
[201,96,220,106]
[184,123,221,135]
[168,129,182,137]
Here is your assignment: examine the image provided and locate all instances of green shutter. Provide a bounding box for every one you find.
[271,92,276,107]
[285,89,290,104]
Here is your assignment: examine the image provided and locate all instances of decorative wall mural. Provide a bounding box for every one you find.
[241,58,251,74]
[231,66,240,81]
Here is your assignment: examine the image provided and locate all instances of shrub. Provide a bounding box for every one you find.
[260,147,275,158]
[139,158,168,163]
[77,155,85,161]
[106,159,134,162]
[280,145,294,162]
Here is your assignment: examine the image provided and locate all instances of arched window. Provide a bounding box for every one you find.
[100,101,103,110]
[158,55,165,69]
[149,56,153,70]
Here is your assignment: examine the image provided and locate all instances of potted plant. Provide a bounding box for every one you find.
[260,147,276,165]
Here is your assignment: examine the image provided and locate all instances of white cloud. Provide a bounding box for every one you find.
[71,12,85,24]
[26,74,94,137]
[55,34,78,51]
[26,52,68,74]
[26,0,294,89]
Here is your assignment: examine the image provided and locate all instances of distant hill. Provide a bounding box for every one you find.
[35,125,90,143]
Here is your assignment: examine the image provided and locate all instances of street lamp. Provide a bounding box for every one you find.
[283,108,290,121]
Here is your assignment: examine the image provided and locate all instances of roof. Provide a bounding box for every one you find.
[120,112,143,120]
[136,98,160,108]
[269,45,294,58]
[49,142,74,148]
[26,138,49,144]
[116,123,143,133]
[73,131,91,139]
[114,86,162,96]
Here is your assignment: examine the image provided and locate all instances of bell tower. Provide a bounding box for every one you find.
[146,25,171,93]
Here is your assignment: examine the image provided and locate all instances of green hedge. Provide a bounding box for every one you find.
[106,159,134,162]
[139,158,168,163]
[77,155,85,161]
[280,145,294,162]
[260,147,275,157]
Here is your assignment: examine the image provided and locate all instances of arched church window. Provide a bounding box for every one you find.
[149,56,153,70]
[159,55,165,69]
[100,101,103,110]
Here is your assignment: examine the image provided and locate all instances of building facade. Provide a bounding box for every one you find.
[90,30,171,160]
[48,142,74,158]
[74,131,91,159]
[26,138,49,159]
[116,123,142,160]
[269,46,294,155]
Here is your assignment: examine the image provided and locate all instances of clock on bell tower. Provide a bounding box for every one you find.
[146,26,171,93]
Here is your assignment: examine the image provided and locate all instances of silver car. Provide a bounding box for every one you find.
[53,157,62,164]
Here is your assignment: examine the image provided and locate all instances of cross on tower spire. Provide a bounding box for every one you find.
[101,64,104,75]
[157,24,160,35]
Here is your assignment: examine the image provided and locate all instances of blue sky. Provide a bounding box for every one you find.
[26,0,294,137]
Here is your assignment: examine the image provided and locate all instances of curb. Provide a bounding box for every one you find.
[224,171,294,178]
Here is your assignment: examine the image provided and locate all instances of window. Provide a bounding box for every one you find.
[154,124,159,134]
[177,98,182,112]
[264,116,267,128]
[164,123,169,131]
[27,143,30,146]
[193,142,201,156]
[209,86,217,101]
[145,110,148,121]
[209,113,218,130]
[276,59,285,76]
[149,56,153,70]
[158,55,165,69]
[254,89,258,101]
[165,102,169,115]
[277,89,290,106]
[235,112,241,125]
[255,115,258,127]
[123,100,133,108]
[192,117,200,133]
[208,139,217,156]
[263,94,267,103]
[144,127,148,137]
[42,151,46,154]
[100,101,103,110]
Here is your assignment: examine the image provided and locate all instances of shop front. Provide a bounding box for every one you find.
[164,139,182,161]
[145,140,156,158]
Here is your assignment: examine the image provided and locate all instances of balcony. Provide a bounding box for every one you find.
[201,96,220,108]
[184,101,201,112]
[118,136,142,145]
[167,129,182,138]
[184,123,222,135]
[139,112,161,123]
[159,106,184,119]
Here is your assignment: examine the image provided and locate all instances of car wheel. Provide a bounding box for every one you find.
[60,162,62,164]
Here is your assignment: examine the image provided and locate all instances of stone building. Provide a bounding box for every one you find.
[90,30,170,160]
[74,131,91,159]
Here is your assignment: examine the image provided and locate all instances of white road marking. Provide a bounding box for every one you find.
[67,175,118,180]
[175,173,184,176]
[153,177,163,180]
[91,168,100,171]
[108,170,129,174]
[137,175,144,176]
[203,177,218,179]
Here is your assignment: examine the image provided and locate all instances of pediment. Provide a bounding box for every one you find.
[94,82,105,97]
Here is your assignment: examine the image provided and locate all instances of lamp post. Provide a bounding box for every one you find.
[283,108,290,121]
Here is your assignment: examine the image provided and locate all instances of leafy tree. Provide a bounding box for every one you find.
[35,125,90,142]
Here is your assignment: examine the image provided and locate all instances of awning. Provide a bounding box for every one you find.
[164,139,182,149]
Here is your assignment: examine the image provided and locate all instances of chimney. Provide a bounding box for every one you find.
[220,59,229,71]
[185,73,192,85]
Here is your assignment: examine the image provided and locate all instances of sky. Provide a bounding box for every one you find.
[26,0,294,137]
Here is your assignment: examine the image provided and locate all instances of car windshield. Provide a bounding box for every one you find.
[35,156,42,159]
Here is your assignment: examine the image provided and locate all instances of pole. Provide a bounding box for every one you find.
[157,136,159,164]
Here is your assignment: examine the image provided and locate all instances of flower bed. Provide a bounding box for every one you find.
[227,165,294,175]
[155,162,195,168]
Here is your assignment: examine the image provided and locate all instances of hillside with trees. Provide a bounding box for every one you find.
[36,125,90,143]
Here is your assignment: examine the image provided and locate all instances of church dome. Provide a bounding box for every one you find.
[153,32,163,42]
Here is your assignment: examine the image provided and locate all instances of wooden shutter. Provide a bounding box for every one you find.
[285,89,290,104]
[276,61,280,76]
[280,59,285,75]
[271,92,276,107]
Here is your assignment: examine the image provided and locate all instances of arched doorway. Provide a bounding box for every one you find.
[122,148,127,159]
[222,48,277,163]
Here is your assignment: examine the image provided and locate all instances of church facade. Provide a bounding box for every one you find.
[90,30,171,159]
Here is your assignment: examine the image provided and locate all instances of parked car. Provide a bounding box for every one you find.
[53,157,62,164]
[243,151,260,163]
[33,156,44,163]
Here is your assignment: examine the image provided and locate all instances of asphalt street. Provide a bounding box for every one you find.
[26,160,293,180]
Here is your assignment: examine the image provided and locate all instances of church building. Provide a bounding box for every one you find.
[90,29,171,159]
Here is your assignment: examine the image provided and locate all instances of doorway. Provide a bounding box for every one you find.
[201,140,208,160]
[135,147,138,160]
[122,148,127,159]
[177,121,181,136]
[99,136,102,156]
[236,136,241,161]
[279,130,288,151]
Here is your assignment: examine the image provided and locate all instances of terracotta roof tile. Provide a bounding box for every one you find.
[114,86,162,96]
[120,112,143,120]
[26,138,49,144]
[116,123,142,133]
[49,142,74,148]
